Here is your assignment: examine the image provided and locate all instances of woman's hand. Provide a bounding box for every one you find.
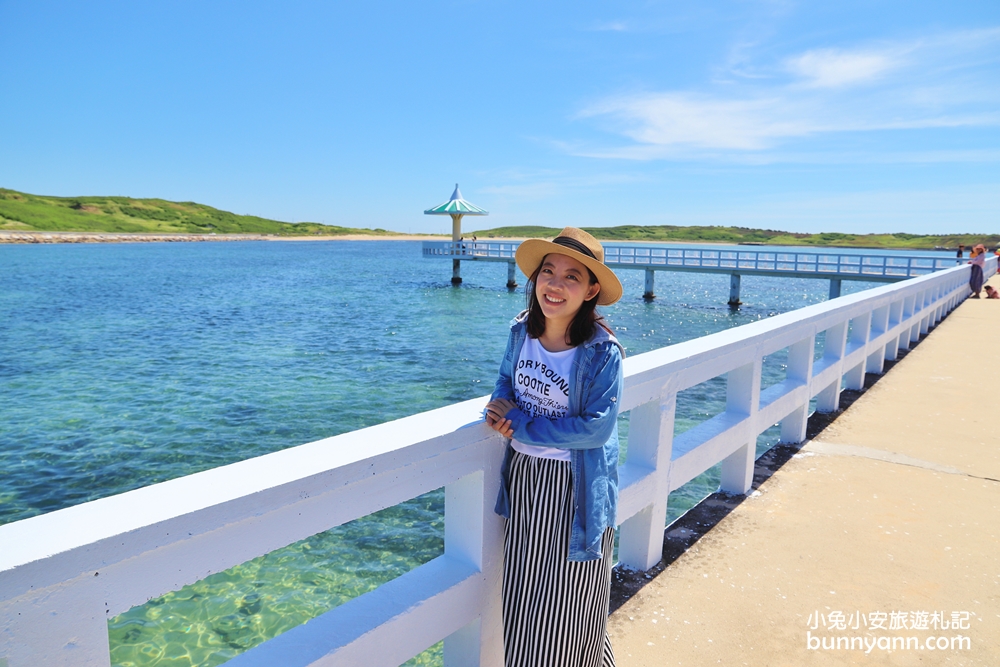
[486,398,516,420]
[485,398,517,438]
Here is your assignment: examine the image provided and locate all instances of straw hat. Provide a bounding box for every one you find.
[515,227,623,305]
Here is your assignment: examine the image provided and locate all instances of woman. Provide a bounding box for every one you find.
[485,227,624,667]
[968,244,986,298]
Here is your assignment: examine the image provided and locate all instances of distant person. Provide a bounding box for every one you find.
[956,244,965,263]
[968,244,986,298]
[985,285,999,299]
[485,227,623,667]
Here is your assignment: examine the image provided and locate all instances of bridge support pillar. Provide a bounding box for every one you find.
[643,269,655,300]
[506,262,517,289]
[829,278,842,300]
[728,273,742,307]
[450,214,464,285]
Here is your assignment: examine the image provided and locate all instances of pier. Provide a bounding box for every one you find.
[0,257,994,666]
[422,240,958,304]
[608,268,1000,664]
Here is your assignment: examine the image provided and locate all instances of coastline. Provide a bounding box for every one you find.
[0,231,776,246]
[0,231,449,244]
[0,230,962,250]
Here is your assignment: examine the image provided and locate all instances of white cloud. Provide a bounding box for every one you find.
[698,184,1000,234]
[785,48,900,88]
[590,20,628,32]
[580,94,815,150]
[480,182,561,199]
[575,28,1000,160]
[479,170,644,201]
[579,184,1000,235]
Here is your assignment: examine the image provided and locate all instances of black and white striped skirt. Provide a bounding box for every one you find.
[503,450,616,667]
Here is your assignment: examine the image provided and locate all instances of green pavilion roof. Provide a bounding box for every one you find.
[424,184,488,216]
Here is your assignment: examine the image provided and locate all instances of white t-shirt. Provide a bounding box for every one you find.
[510,336,575,461]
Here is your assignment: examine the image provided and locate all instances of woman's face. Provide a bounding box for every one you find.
[534,253,601,322]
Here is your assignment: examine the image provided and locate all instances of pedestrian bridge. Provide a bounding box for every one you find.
[607,263,1000,664]
[422,240,958,303]
[0,257,993,667]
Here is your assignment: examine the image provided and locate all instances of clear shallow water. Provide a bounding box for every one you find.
[0,240,896,666]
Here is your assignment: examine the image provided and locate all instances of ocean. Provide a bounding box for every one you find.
[0,240,933,666]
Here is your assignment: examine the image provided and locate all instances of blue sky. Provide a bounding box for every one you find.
[1,1,998,234]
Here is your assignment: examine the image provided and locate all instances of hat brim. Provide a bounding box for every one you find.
[515,239,623,306]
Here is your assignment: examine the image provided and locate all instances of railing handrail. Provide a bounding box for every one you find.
[1,258,992,667]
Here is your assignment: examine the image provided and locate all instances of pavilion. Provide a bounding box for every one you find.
[424,184,488,284]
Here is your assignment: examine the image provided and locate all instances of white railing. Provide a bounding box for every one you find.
[422,241,958,280]
[0,259,992,667]
[422,240,519,260]
[602,247,956,279]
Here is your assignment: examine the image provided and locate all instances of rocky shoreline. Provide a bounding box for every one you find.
[0,231,451,244]
[0,231,272,244]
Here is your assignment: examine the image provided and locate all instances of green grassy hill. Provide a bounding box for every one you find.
[0,188,401,237]
[3,187,993,248]
[475,225,998,250]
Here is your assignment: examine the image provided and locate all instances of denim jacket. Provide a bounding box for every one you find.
[491,311,624,561]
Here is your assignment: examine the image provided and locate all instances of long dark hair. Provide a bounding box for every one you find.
[525,260,600,347]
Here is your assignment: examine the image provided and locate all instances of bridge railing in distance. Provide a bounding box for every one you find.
[422,240,518,260]
[0,258,993,667]
[602,247,956,278]
[421,241,959,279]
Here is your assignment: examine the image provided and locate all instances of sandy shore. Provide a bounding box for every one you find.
[0,231,725,245]
[5,231,914,248]
[269,234,448,242]
[0,231,452,244]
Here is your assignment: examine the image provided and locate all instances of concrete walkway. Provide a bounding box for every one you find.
[609,276,1000,666]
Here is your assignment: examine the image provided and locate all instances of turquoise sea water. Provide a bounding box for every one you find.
[0,241,926,665]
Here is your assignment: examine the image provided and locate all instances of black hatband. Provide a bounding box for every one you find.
[552,236,597,260]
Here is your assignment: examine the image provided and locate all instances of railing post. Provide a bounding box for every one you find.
[779,335,814,444]
[884,299,904,361]
[617,394,676,571]
[918,289,933,334]
[815,320,849,412]
[910,290,925,343]
[899,295,916,351]
[866,305,890,374]
[843,311,871,390]
[443,451,504,667]
[720,361,760,494]
[0,579,112,667]
[933,284,945,323]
